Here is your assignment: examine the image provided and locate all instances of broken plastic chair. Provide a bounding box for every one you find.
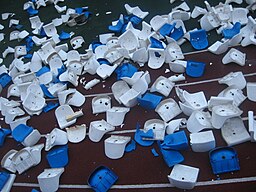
[0,73,12,89]
[106,107,130,126]
[91,96,111,114]
[118,88,140,107]
[125,139,136,152]
[161,131,188,150]
[148,48,165,69]
[96,64,118,80]
[247,82,256,102]
[221,117,250,146]
[191,6,207,18]
[168,10,191,21]
[207,39,229,55]
[111,81,130,104]
[134,123,154,146]
[231,8,248,25]
[118,29,139,53]
[200,12,220,31]
[84,78,100,90]
[124,4,149,19]
[218,71,246,90]
[88,166,118,192]
[187,110,213,133]
[189,29,208,50]
[14,46,27,58]
[58,89,85,107]
[222,22,241,39]
[115,63,138,80]
[144,119,166,141]
[208,96,233,111]
[22,92,46,113]
[45,128,68,151]
[159,23,175,37]
[46,145,69,168]
[168,60,187,73]
[108,17,124,33]
[186,60,206,78]
[66,125,86,143]
[104,135,131,159]
[218,86,246,106]
[155,98,182,122]
[222,48,246,66]
[190,130,216,152]
[132,71,151,95]
[89,120,115,142]
[168,164,199,190]
[241,33,256,47]
[248,111,256,142]
[70,36,85,49]
[150,76,174,97]
[166,118,186,134]
[1,149,17,173]
[43,22,57,37]
[240,16,256,38]
[121,71,144,86]
[59,69,79,86]
[150,15,167,32]
[137,92,162,110]
[37,168,64,192]
[165,39,184,62]
[2,46,14,58]
[209,146,240,174]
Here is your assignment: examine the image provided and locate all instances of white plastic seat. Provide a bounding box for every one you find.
[182,90,208,111]
[43,22,57,37]
[1,149,17,173]
[18,30,29,41]
[137,21,152,41]
[48,83,67,97]
[118,30,139,53]
[144,119,166,140]
[211,104,243,129]
[172,2,190,11]
[2,46,15,58]
[168,60,187,73]
[191,6,207,18]
[27,83,44,98]
[119,88,140,107]
[166,118,186,134]
[22,92,46,112]
[155,98,182,122]
[124,4,149,19]
[106,107,130,126]
[187,110,213,133]
[125,22,140,38]
[1,99,20,116]
[66,124,86,143]
[30,52,43,73]
[94,45,108,59]
[222,48,246,66]
[104,49,123,65]
[168,74,186,82]
[207,39,229,55]
[228,33,243,47]
[14,46,27,58]
[165,39,184,62]
[5,107,25,124]
[148,48,165,69]
[168,164,199,190]
[7,84,20,98]
[12,58,30,72]
[45,128,68,151]
[37,168,64,192]
[98,33,114,44]
[92,95,111,114]
[9,31,20,41]
[111,80,131,104]
[131,47,148,66]
[70,36,85,49]
[32,36,47,46]
[49,54,63,75]
[96,64,118,79]
[9,116,30,131]
[150,76,174,97]
[37,42,56,64]
[52,18,63,27]
[221,117,250,146]
[89,120,115,142]
[132,71,151,95]
[248,111,256,142]
[104,135,131,159]
[241,30,256,46]
[29,16,42,29]
[59,69,79,86]
[240,16,256,38]
[55,105,78,129]
[208,96,233,111]
[231,8,249,25]
[247,82,256,102]
[121,71,144,86]
[200,12,220,31]
[150,15,167,32]
[218,86,247,106]
[168,10,191,21]
[58,89,85,107]
[83,56,100,75]
[218,71,246,90]
[190,130,216,152]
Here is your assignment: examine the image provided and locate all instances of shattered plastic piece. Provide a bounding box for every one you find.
[2,47,14,58]
[59,69,79,86]
[96,64,118,80]
[115,63,138,81]
[92,95,111,114]
[190,130,216,152]
[150,15,167,32]
[218,86,246,106]
[209,147,240,174]
[0,173,15,192]
[0,73,12,88]
[161,131,188,150]
[0,128,11,147]
[248,111,256,142]
[43,23,57,37]
[247,82,256,102]
[187,111,213,133]
[168,164,199,190]
[125,139,136,152]
[231,8,248,25]
[45,128,68,151]
[11,124,33,143]
[166,118,186,134]
[46,145,69,168]
[144,119,166,141]
[84,78,100,90]
[37,168,64,192]
[191,6,207,18]
[148,48,165,69]
[70,36,85,49]
[222,22,241,39]
[218,71,246,90]
[134,123,154,146]
[137,92,162,110]
[118,30,139,53]
[189,29,208,50]
[208,96,233,111]
[151,148,159,157]
[1,149,17,173]
[43,102,59,113]
[89,120,115,142]
[106,107,130,126]
[150,76,174,97]
[55,105,79,129]
[168,60,187,73]
[186,60,206,78]
[124,4,149,19]
[88,166,118,192]
[66,125,86,143]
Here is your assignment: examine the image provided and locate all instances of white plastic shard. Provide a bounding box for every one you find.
[22,129,41,147]
[218,71,246,90]
[104,135,131,159]
[38,168,64,192]
[119,88,140,107]
[48,83,67,97]
[9,31,20,41]
[104,48,123,64]
[222,48,246,66]
[121,71,144,86]
[132,71,151,95]
[225,0,243,4]
[148,48,165,69]
[59,69,79,86]
[248,111,256,142]
[247,82,256,102]
[155,98,182,122]
[208,96,233,111]
[144,119,166,140]
[0,173,16,192]
[66,124,86,143]
[168,60,187,73]
[166,118,186,134]
[12,144,44,174]
[200,12,220,31]
[169,10,191,22]
[191,6,207,18]
[1,149,17,173]
[96,64,118,79]
[131,47,148,66]
[29,16,43,29]
[32,36,47,46]
[55,105,78,129]
[168,74,186,82]
[1,99,20,116]
[70,36,85,49]
[36,0,46,9]
[231,8,249,25]
[84,78,100,90]
[221,117,250,146]
[218,86,247,106]
[187,110,213,133]
[118,30,139,53]
[150,76,175,97]
[18,30,29,41]
[211,104,243,129]
[58,89,85,107]
[124,4,149,19]
[89,120,115,142]
[83,56,100,75]
[45,128,68,151]
[228,33,243,47]
[150,15,167,32]
[165,39,184,62]
[22,92,46,112]
[94,45,108,59]
[9,116,31,131]
[98,33,114,44]
[172,2,190,11]
[125,22,140,38]
[43,22,57,37]
[52,18,63,27]
[111,80,130,104]
[2,13,15,20]
[54,4,67,13]
[9,19,19,28]
[106,107,130,126]
[240,16,256,38]
[5,107,25,124]
[207,39,229,55]
[2,46,14,58]
[38,42,56,64]
[137,21,152,41]
[92,95,111,114]
[241,33,256,47]
[190,130,216,152]
[7,84,20,98]
[168,164,199,190]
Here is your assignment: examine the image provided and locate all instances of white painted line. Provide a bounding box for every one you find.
[13,176,256,189]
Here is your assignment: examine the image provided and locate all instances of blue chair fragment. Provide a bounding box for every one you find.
[0,73,12,88]
[137,93,162,110]
[43,102,59,113]
[59,31,71,40]
[129,15,142,25]
[108,19,125,33]
[222,22,241,39]
[12,124,33,142]
[24,54,33,59]
[186,60,206,78]
[151,148,159,157]
[150,37,164,49]
[25,36,35,52]
[0,128,11,147]
[170,26,184,41]
[36,66,50,77]
[46,145,69,168]
[125,139,136,152]
[161,131,188,151]
[115,63,138,80]
[190,29,208,50]
[134,123,154,147]
[88,166,118,192]
[40,84,55,99]
[159,23,175,37]
[209,146,240,174]
[91,41,103,53]
[40,27,47,37]
[0,172,10,191]
[27,6,38,16]
[97,58,111,65]
[75,7,88,14]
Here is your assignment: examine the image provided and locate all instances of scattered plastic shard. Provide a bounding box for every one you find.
[150,37,165,49]
[106,107,130,126]
[22,92,46,113]
[187,111,212,133]
[104,135,131,159]
[0,73,12,88]
[66,125,86,143]
[248,111,256,142]
[118,88,140,107]
[166,118,186,134]
[55,4,67,13]
[70,36,85,49]
[59,69,79,86]
[150,15,167,32]
[150,76,175,97]
[159,23,175,37]
[27,6,39,16]
[43,22,57,37]
[0,128,11,147]
[186,60,206,78]
[151,148,159,157]
[221,117,250,146]
[231,8,248,25]
[96,64,118,80]
[7,84,20,98]
[144,119,166,141]
[124,4,149,19]
[168,60,187,73]
[125,139,136,152]
[121,71,144,86]
[191,6,207,18]
[222,48,246,66]
[0,172,15,192]
[59,31,71,40]
[43,102,59,112]
[190,130,216,152]
[84,78,100,90]
[189,29,208,50]
[115,63,138,80]
[209,146,240,174]
[208,96,233,111]
[247,82,256,102]
[222,22,241,39]
[137,92,162,110]
[225,0,243,4]
[148,48,165,69]
[170,25,184,41]
[88,166,118,192]
[161,131,188,150]
[18,30,29,41]
[11,124,33,143]
[218,71,246,90]
[1,149,17,173]
[89,120,115,142]
[46,145,69,168]
[118,30,139,53]
[2,13,15,20]
[218,86,246,106]
[2,46,14,58]
[168,164,199,190]
[0,172,10,191]
[134,122,154,146]
[92,96,111,114]
[45,128,68,151]
[37,168,64,192]
[108,18,124,33]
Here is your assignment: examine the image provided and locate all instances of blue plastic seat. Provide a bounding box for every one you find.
[0,128,11,147]
[190,29,208,50]
[59,31,71,40]
[159,23,175,37]
[209,147,240,174]
[186,60,206,78]
[108,19,125,33]
[0,73,12,88]
[12,124,33,142]
[27,6,39,16]
[46,145,69,168]
[88,166,118,192]
[0,172,10,191]
[222,22,241,39]
[137,93,162,110]
[115,63,138,80]
[170,26,184,41]
[161,131,188,150]
[150,37,164,49]
[43,102,59,112]
[134,123,154,147]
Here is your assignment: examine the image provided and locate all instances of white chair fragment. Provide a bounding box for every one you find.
[59,69,79,86]
[218,71,246,90]
[190,131,216,152]
[43,22,57,37]
[96,64,118,79]
[200,13,220,31]
[168,164,199,190]
[5,107,25,124]
[7,84,20,98]
[208,96,233,111]
[92,95,111,114]
[137,21,152,40]
[148,48,165,69]
[10,31,20,41]
[132,71,151,95]
[218,87,247,106]
[187,111,213,133]
[1,149,18,173]
[106,107,130,126]
[168,74,186,82]
[22,129,41,147]
[247,82,256,102]
[2,46,14,58]
[121,71,144,86]
[248,111,256,142]
[150,76,174,97]
[131,47,149,66]
[168,60,187,73]
[118,30,139,53]
[48,83,67,97]
[207,40,229,55]
[111,80,131,104]
[222,48,246,66]
[165,40,184,62]
[166,118,186,134]
[169,10,191,21]
[150,15,167,32]
[22,92,46,114]
[231,8,248,25]
[191,6,207,18]
[18,30,29,41]
[45,128,68,151]
[29,16,42,29]
[89,120,115,142]
[124,4,149,19]
[240,16,256,38]
[70,36,85,49]
[144,119,166,140]
[37,168,64,192]
[66,124,86,143]
[9,116,31,131]
[119,88,140,107]
[104,135,131,159]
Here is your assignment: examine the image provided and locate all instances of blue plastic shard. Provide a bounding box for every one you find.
[0,73,12,88]
[0,128,11,147]
[161,131,188,151]
[222,22,241,39]
[190,29,208,50]
[36,66,50,77]
[137,93,162,110]
[31,189,39,192]
[115,63,138,80]
[97,58,111,65]
[40,27,47,37]
[12,124,33,142]
[158,141,184,167]
[43,102,59,113]
[159,23,175,37]
[91,41,103,53]
[56,65,66,80]
[27,6,39,16]
[134,123,154,147]
[88,166,118,192]
[129,15,142,25]
[46,145,69,168]
[59,31,71,40]
[170,26,184,41]
[40,84,55,99]
[108,19,125,33]
[150,37,164,49]
[0,172,10,191]
[151,148,159,157]
[75,7,88,14]
[25,36,35,52]
[125,139,136,152]
[209,147,240,175]
[24,54,33,59]
[186,60,206,78]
